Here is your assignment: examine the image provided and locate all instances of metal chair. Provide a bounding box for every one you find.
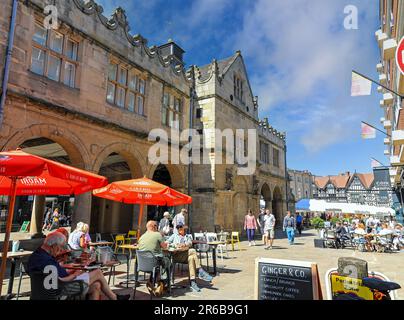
[193,234,210,270]
[29,270,88,300]
[16,260,30,300]
[125,230,137,244]
[230,231,241,251]
[133,250,165,300]
[114,234,126,253]
[96,246,130,287]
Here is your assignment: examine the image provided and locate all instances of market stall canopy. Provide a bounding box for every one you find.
[296,199,395,215]
[296,199,310,211]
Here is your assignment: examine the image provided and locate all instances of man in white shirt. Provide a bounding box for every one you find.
[172,208,187,234]
[263,209,276,249]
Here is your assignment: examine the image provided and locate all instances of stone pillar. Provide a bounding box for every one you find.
[30,196,46,238]
[72,193,92,230]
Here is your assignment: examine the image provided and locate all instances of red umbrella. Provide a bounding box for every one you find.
[93,177,192,237]
[0,149,108,296]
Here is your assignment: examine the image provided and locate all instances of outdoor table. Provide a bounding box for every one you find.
[192,240,225,276]
[89,241,114,247]
[117,244,138,286]
[0,250,32,299]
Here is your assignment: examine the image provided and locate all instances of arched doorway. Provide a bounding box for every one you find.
[90,153,138,234]
[147,164,173,222]
[260,183,272,210]
[272,186,283,224]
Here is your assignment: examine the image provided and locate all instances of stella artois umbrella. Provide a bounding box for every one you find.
[0,149,108,296]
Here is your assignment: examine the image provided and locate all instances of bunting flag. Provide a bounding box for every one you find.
[361,122,376,139]
[371,159,383,168]
[351,72,372,96]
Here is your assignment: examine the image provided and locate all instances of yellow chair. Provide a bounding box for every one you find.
[114,234,126,253]
[125,230,137,244]
[231,231,241,251]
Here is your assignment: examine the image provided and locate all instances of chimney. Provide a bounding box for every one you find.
[158,39,185,66]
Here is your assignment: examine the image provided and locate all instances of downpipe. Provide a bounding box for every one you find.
[0,0,18,127]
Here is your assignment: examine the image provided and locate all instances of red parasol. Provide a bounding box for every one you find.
[0,149,108,296]
[93,177,192,238]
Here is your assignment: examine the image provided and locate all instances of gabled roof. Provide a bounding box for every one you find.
[196,51,255,104]
[331,175,350,188]
[356,173,374,189]
[314,177,330,189]
[198,53,239,82]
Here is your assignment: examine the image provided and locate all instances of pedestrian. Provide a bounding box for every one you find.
[172,208,187,234]
[258,209,266,238]
[244,209,258,246]
[296,212,303,236]
[263,209,276,249]
[283,211,296,245]
[158,211,172,236]
[49,207,60,231]
[42,207,52,231]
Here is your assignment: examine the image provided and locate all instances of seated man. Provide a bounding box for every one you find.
[335,222,350,248]
[138,220,171,291]
[27,232,129,300]
[166,224,213,292]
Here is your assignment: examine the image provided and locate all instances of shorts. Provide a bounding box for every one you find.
[75,272,90,285]
[265,228,275,239]
[74,272,90,295]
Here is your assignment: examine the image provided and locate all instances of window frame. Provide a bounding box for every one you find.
[31,21,79,88]
[162,91,183,129]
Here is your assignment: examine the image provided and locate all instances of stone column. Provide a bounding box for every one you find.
[30,195,46,238]
[72,193,92,230]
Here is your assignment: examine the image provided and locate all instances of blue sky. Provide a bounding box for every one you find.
[97,0,384,176]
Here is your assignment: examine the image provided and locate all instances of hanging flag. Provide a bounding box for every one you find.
[371,159,382,168]
[361,122,376,139]
[351,72,372,96]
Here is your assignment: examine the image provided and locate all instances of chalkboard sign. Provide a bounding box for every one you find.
[255,258,322,300]
[19,221,30,233]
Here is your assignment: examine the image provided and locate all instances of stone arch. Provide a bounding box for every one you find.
[92,142,146,178]
[272,186,283,223]
[2,123,90,169]
[260,183,272,209]
[147,163,185,190]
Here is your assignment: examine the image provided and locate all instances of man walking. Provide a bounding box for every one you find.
[263,209,276,249]
[283,211,296,245]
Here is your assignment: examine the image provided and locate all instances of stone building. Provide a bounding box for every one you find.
[288,169,314,201]
[0,0,287,235]
[192,53,287,231]
[375,0,404,208]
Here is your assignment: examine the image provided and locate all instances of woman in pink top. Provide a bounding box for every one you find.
[244,209,258,246]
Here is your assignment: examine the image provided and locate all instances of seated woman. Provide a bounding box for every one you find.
[354,223,373,251]
[166,224,213,293]
[68,222,90,251]
[28,232,129,300]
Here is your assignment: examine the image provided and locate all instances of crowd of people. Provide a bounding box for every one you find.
[322,215,404,252]
[42,207,71,231]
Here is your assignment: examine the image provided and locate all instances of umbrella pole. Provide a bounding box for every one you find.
[137,203,144,239]
[0,177,17,297]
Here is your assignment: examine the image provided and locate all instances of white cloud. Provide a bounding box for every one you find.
[231,0,379,153]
